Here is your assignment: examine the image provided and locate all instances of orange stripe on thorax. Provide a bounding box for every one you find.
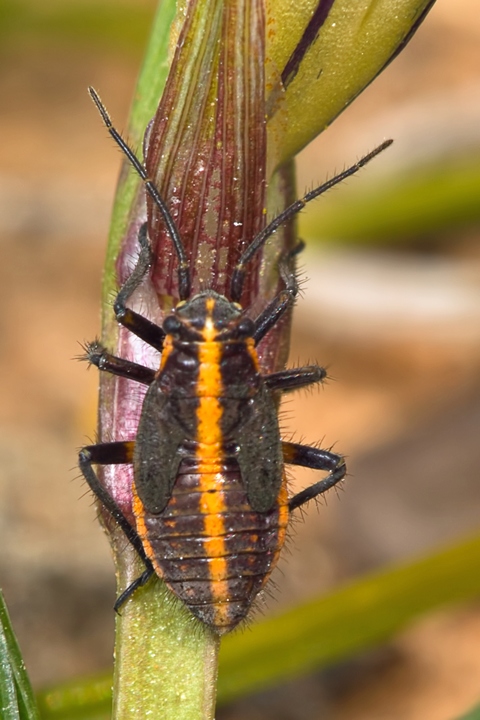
[245,336,260,372]
[158,334,174,373]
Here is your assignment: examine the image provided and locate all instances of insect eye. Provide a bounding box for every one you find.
[163,315,182,335]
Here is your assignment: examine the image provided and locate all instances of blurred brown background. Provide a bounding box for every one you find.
[1,0,480,717]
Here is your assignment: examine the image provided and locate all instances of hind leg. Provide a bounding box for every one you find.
[78,441,155,608]
[282,441,346,512]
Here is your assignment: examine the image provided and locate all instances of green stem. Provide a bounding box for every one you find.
[113,548,219,720]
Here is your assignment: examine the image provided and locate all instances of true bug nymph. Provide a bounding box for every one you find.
[79,87,391,633]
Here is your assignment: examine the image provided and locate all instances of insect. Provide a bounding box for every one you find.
[79,87,391,633]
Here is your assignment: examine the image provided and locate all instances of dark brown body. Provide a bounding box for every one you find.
[131,293,289,633]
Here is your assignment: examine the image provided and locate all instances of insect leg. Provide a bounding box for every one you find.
[252,243,302,344]
[283,441,346,511]
[264,364,327,393]
[113,223,166,352]
[80,340,155,385]
[79,441,155,606]
[114,567,155,612]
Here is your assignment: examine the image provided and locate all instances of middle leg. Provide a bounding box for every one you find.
[80,340,156,385]
[264,365,327,393]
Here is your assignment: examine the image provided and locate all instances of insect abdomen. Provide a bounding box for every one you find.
[134,457,289,633]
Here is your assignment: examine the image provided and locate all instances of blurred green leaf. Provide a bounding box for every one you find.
[0,0,154,54]
[218,532,480,704]
[0,591,39,720]
[300,153,480,245]
[37,672,112,720]
[455,703,480,720]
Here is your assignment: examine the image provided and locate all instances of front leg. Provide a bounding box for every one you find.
[283,441,346,512]
[252,242,303,344]
[113,223,166,351]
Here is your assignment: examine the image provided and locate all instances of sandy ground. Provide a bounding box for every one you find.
[1,1,480,718]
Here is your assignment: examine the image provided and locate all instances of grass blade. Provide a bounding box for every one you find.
[0,590,39,720]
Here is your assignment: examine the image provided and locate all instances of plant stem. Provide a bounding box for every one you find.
[113,549,219,720]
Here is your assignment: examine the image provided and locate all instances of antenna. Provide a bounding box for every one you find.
[88,87,191,300]
[230,139,393,302]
